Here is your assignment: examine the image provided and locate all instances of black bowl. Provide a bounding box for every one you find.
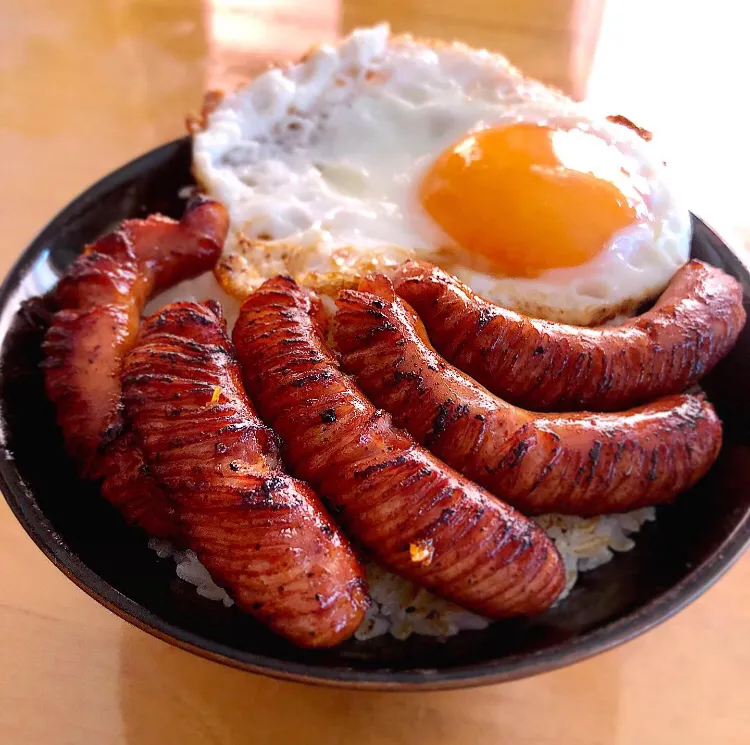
[1,138,749,690]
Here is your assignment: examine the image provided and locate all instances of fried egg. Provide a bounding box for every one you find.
[193,24,691,325]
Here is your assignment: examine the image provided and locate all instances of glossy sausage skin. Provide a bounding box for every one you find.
[43,231,144,476]
[122,301,367,648]
[393,260,746,412]
[233,276,565,618]
[99,431,177,539]
[335,276,723,516]
[42,198,228,538]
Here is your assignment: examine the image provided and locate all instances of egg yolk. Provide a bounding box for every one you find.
[419,123,641,277]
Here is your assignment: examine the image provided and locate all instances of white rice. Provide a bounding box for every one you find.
[148,507,655,641]
[534,508,656,601]
[149,540,235,607]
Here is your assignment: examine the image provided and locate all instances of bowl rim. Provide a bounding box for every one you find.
[1,137,749,691]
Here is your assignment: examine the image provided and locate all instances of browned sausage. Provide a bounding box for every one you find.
[122,300,367,648]
[42,198,228,538]
[606,114,653,141]
[335,275,723,516]
[392,259,746,412]
[98,431,178,539]
[232,276,565,618]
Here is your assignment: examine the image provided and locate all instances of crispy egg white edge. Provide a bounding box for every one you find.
[192,24,692,325]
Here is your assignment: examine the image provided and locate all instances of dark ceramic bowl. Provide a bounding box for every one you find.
[1,138,749,690]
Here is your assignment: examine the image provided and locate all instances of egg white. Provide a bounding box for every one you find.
[193,24,691,324]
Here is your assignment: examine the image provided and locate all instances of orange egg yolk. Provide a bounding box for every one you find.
[419,123,640,278]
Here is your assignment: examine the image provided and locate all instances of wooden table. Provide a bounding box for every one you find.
[1,1,748,743]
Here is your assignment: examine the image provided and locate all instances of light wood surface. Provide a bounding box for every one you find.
[1,1,748,743]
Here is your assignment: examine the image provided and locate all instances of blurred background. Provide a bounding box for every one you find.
[1,2,748,744]
[2,0,748,262]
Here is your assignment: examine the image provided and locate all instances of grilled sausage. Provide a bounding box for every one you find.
[392,259,746,412]
[98,431,177,539]
[335,275,723,516]
[122,300,367,647]
[233,276,565,618]
[42,198,228,538]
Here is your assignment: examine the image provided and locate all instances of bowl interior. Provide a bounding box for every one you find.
[1,138,749,689]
